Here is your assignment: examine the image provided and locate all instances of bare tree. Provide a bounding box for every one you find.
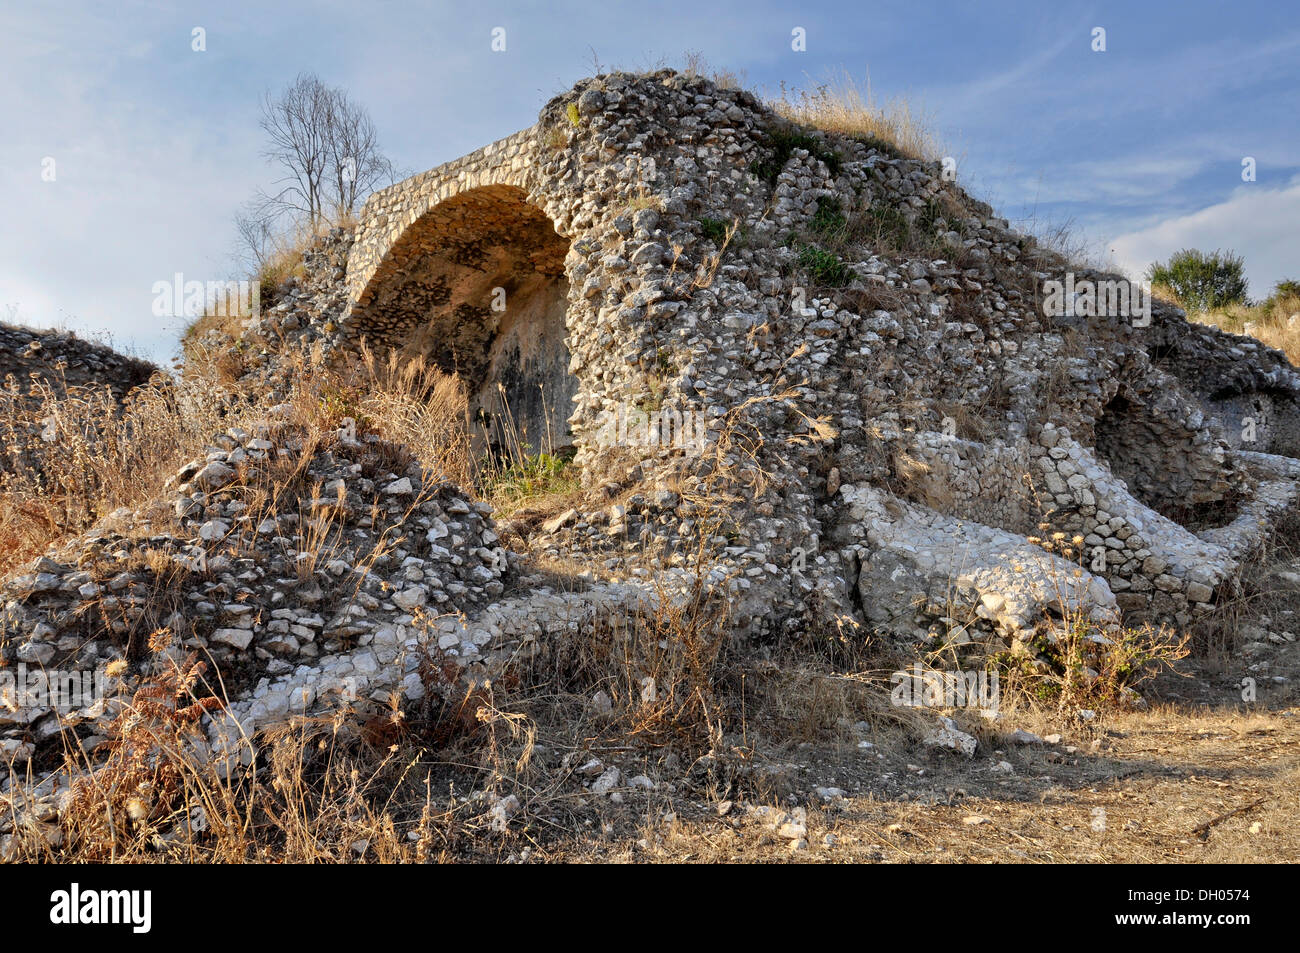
[234,203,275,271]
[323,90,396,221]
[250,72,397,234]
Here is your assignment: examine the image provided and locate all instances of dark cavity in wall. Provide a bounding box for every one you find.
[1095,389,1240,530]
[350,184,577,457]
[473,272,576,459]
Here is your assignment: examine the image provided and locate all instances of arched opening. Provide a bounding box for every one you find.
[1095,388,1239,528]
[351,184,576,457]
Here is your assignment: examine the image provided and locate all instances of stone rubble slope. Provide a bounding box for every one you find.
[0,411,514,782]
[0,399,698,791]
[183,228,355,399]
[0,322,157,403]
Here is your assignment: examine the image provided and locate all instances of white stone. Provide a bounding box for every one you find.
[211,628,254,650]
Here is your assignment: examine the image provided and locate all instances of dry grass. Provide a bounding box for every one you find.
[0,341,470,581]
[3,326,1296,863]
[987,523,1193,716]
[681,51,745,91]
[0,371,254,577]
[181,214,357,374]
[1191,292,1300,364]
[350,344,474,487]
[4,629,493,862]
[769,71,941,162]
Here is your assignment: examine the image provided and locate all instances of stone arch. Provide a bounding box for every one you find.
[348,182,577,457]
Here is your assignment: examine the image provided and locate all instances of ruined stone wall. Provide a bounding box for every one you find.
[0,323,156,404]
[10,71,1300,784]
[333,69,1300,646]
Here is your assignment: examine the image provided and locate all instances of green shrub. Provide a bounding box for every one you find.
[857,204,912,250]
[809,196,847,237]
[796,244,853,287]
[699,216,729,244]
[1262,278,1300,309]
[1146,248,1249,312]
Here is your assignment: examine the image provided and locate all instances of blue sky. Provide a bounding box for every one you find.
[3,0,1298,361]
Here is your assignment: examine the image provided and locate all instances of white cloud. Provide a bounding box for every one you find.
[0,4,268,361]
[1107,177,1300,295]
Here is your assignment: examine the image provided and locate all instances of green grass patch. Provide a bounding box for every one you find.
[809,196,848,237]
[479,450,579,514]
[795,244,853,287]
[699,216,729,244]
[750,126,842,184]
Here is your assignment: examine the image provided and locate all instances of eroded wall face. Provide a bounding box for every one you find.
[474,274,576,456]
[1207,391,1300,458]
[1094,389,1237,527]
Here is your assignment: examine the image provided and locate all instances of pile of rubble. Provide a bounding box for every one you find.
[0,412,511,778]
[0,322,156,403]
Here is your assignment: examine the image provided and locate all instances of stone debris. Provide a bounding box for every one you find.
[0,323,156,405]
[774,807,808,841]
[0,419,517,782]
[590,766,621,796]
[1007,729,1044,746]
[923,717,978,757]
[4,68,1300,793]
[488,794,520,833]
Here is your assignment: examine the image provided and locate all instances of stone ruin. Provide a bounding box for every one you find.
[0,323,157,404]
[330,68,1300,639]
[5,69,1300,783]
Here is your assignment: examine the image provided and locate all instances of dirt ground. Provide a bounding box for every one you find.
[453,558,1300,864]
